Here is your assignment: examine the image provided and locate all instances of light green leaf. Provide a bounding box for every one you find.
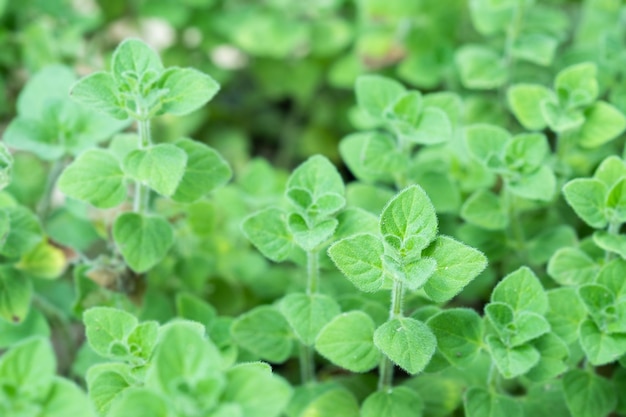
[563,370,617,417]
[0,206,42,258]
[597,258,626,300]
[594,155,626,189]
[562,178,608,229]
[546,287,588,344]
[0,266,32,324]
[83,307,138,358]
[422,236,487,302]
[541,100,585,132]
[328,233,385,293]
[485,302,515,341]
[0,337,55,396]
[16,240,66,280]
[361,387,424,417]
[42,378,96,417]
[491,267,548,314]
[355,75,406,118]
[112,38,163,81]
[222,363,292,417]
[464,124,510,166]
[314,311,380,373]
[171,139,231,203]
[127,321,159,361]
[288,385,360,417]
[107,388,169,417]
[287,214,337,251]
[507,165,556,201]
[242,208,294,263]
[278,293,340,346]
[507,84,552,130]
[58,149,127,209]
[175,292,217,331]
[427,308,483,367]
[510,312,551,347]
[123,144,187,197]
[527,225,578,266]
[547,247,599,286]
[88,371,131,416]
[577,101,626,148]
[401,256,437,290]
[554,62,598,108]
[461,190,507,230]
[411,107,452,145]
[593,231,626,259]
[113,213,174,273]
[374,317,436,374]
[455,45,507,90]
[17,64,76,118]
[606,177,626,223]
[286,155,345,216]
[579,319,626,366]
[525,333,569,382]
[156,67,220,116]
[505,133,550,172]
[0,144,11,191]
[339,132,398,184]
[390,91,422,127]
[380,185,437,255]
[70,72,127,119]
[486,335,540,378]
[511,33,558,66]
[231,305,293,363]
[464,387,523,417]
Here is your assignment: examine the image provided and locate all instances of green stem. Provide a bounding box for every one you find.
[32,294,76,359]
[503,0,526,68]
[299,344,316,385]
[133,117,152,213]
[36,159,65,219]
[605,221,621,262]
[378,279,405,391]
[504,186,527,264]
[306,250,319,295]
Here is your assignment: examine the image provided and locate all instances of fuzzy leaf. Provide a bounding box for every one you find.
[123,144,187,197]
[111,39,163,81]
[464,124,510,166]
[507,84,552,130]
[593,231,626,259]
[491,267,547,314]
[279,293,340,346]
[461,190,507,230]
[83,307,138,358]
[58,149,127,208]
[579,319,626,366]
[374,317,436,374]
[156,67,220,116]
[455,45,507,89]
[315,311,380,373]
[231,306,293,363]
[361,387,424,417]
[547,247,599,286]
[113,213,174,273]
[356,75,406,118]
[563,370,617,417]
[287,214,337,251]
[577,101,626,148]
[427,308,483,367]
[0,206,42,259]
[328,233,385,293]
[242,208,294,263]
[0,266,32,324]
[554,62,598,108]
[486,335,540,378]
[546,288,588,345]
[464,387,523,417]
[562,178,608,228]
[286,155,345,215]
[70,72,127,119]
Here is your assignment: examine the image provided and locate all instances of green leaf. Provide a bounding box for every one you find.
[547,247,599,286]
[464,387,523,417]
[0,144,11,191]
[88,371,131,416]
[546,288,588,344]
[175,292,217,331]
[222,363,292,417]
[0,206,42,258]
[16,240,66,280]
[361,387,424,417]
[389,91,422,127]
[605,177,626,223]
[427,308,483,367]
[111,38,163,81]
[507,165,556,201]
[422,236,487,302]
[0,266,32,324]
[579,319,626,366]
[288,385,360,417]
[380,185,437,255]
[554,62,598,108]
[113,213,174,273]
[0,337,55,395]
[464,124,510,167]
[156,67,220,116]
[461,190,507,230]
[287,214,337,251]
[504,133,550,172]
[123,144,187,197]
[355,75,406,118]
[455,45,507,90]
[526,333,569,382]
[83,307,138,358]
[278,293,340,345]
[577,101,626,148]
[594,156,626,189]
[339,132,399,184]
[58,149,127,209]
[507,84,553,130]
[170,139,231,203]
[242,208,294,263]
[510,312,551,347]
[486,335,540,378]
[70,72,127,119]
[127,321,159,361]
[328,233,385,293]
[107,388,169,417]
[42,378,96,417]
[593,231,626,259]
[374,317,436,374]
[314,311,380,373]
[596,258,626,300]
[485,302,515,341]
[491,267,548,314]
[17,65,76,119]
[511,33,558,66]
[541,100,585,132]
[562,178,608,228]
[231,305,293,363]
[410,107,452,145]
[286,155,345,216]
[563,370,617,417]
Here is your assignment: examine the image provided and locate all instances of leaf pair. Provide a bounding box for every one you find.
[329,185,487,302]
[509,63,626,148]
[71,39,220,120]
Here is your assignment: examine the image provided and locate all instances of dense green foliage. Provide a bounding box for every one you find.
[2,0,626,416]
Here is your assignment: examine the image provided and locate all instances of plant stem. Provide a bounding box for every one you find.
[504,187,528,264]
[133,117,152,213]
[299,344,316,385]
[605,221,621,262]
[36,159,65,219]
[306,250,319,295]
[378,279,405,391]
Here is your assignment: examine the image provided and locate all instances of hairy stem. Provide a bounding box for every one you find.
[378,279,405,391]
[299,344,316,384]
[133,117,152,213]
[306,250,319,295]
